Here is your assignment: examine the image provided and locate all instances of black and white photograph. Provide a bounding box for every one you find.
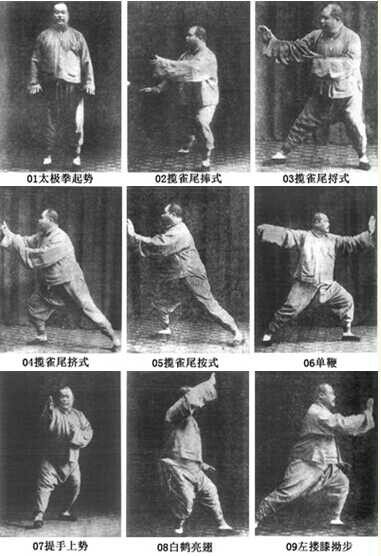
[0,187,121,353]
[255,186,377,352]
[255,371,377,536]
[127,371,249,536]
[127,186,249,352]
[0,2,121,171]
[128,1,250,172]
[0,371,121,536]
[256,1,377,172]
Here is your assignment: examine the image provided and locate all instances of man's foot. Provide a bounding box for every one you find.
[42,155,52,166]
[261,332,273,347]
[264,151,287,166]
[178,136,196,154]
[156,327,172,336]
[341,332,360,342]
[359,155,371,171]
[178,147,191,154]
[33,512,44,528]
[330,517,344,525]
[111,338,121,352]
[72,156,81,168]
[174,519,185,535]
[254,520,259,529]
[28,333,48,345]
[199,159,211,172]
[59,511,77,522]
[228,331,245,347]
[217,520,233,531]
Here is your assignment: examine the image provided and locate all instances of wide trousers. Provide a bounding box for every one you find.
[256,460,349,522]
[283,92,367,157]
[158,458,224,522]
[152,275,237,333]
[42,80,84,156]
[268,281,354,334]
[34,459,81,515]
[180,104,217,156]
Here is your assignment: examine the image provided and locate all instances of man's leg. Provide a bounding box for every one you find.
[197,472,232,530]
[27,290,59,344]
[263,281,318,346]
[184,275,243,345]
[151,279,182,335]
[319,465,349,524]
[194,105,216,169]
[255,460,323,527]
[33,459,60,527]
[62,82,84,166]
[178,104,197,154]
[61,277,120,350]
[318,282,358,341]
[270,95,331,164]
[60,464,81,521]
[341,92,370,170]
[42,82,58,165]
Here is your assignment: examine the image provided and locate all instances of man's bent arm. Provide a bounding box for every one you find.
[152,51,216,83]
[317,410,374,436]
[333,231,375,255]
[134,228,182,257]
[257,224,306,249]
[165,376,217,423]
[261,30,319,65]
[1,231,73,269]
[29,36,42,87]
[71,413,93,448]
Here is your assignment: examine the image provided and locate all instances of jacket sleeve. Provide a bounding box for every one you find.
[333,231,375,255]
[3,231,73,269]
[165,376,217,423]
[71,412,94,448]
[137,228,183,257]
[316,409,374,436]
[79,34,95,88]
[30,34,42,86]
[262,31,319,65]
[152,51,216,82]
[257,224,306,249]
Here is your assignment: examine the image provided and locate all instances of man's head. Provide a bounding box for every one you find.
[38,208,59,233]
[314,383,336,409]
[185,26,207,50]
[160,203,183,227]
[55,386,74,411]
[312,212,330,234]
[320,3,344,34]
[52,3,69,28]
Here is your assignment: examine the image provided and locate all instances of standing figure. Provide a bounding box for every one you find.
[128,203,243,346]
[29,3,95,168]
[257,213,376,346]
[256,384,374,528]
[0,209,120,351]
[159,373,232,534]
[33,386,93,528]
[258,3,370,170]
[141,26,218,170]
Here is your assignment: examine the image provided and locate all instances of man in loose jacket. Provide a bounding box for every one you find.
[257,213,376,346]
[33,386,93,528]
[255,383,374,528]
[158,373,232,534]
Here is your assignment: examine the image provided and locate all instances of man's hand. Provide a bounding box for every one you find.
[368,215,376,235]
[127,219,135,237]
[258,25,275,44]
[140,87,154,93]
[84,85,95,95]
[201,463,216,474]
[366,398,374,413]
[29,84,43,95]
[209,372,216,386]
[1,221,10,235]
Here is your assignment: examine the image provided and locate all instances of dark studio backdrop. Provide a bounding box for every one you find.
[256,372,378,525]
[0,187,121,330]
[0,372,121,524]
[128,1,250,169]
[0,2,121,169]
[255,187,377,342]
[127,372,249,535]
[127,187,250,324]
[256,1,378,147]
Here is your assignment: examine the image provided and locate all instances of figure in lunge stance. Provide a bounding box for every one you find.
[29,3,95,168]
[0,209,120,351]
[258,3,371,170]
[159,373,232,535]
[140,26,218,171]
[255,383,374,529]
[33,386,93,528]
[257,213,376,346]
[127,203,243,346]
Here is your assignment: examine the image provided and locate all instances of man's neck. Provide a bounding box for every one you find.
[323,22,344,38]
[311,228,328,238]
[52,23,69,32]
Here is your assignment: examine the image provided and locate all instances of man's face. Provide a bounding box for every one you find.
[53,3,69,27]
[185,27,199,49]
[38,210,52,232]
[320,6,340,34]
[57,387,74,411]
[160,204,176,226]
[319,385,336,409]
[313,214,330,234]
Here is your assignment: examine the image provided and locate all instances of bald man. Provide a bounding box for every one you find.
[33,386,93,528]
[258,3,370,170]
[29,3,95,168]
[255,384,374,528]
[0,209,120,351]
[140,26,218,170]
[257,214,376,346]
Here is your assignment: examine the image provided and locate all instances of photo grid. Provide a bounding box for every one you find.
[0,1,378,556]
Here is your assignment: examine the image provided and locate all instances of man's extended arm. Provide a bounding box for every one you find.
[333,216,376,254]
[316,399,375,436]
[257,224,306,249]
[165,373,217,423]
[128,219,183,257]
[151,50,217,83]
[258,25,319,65]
